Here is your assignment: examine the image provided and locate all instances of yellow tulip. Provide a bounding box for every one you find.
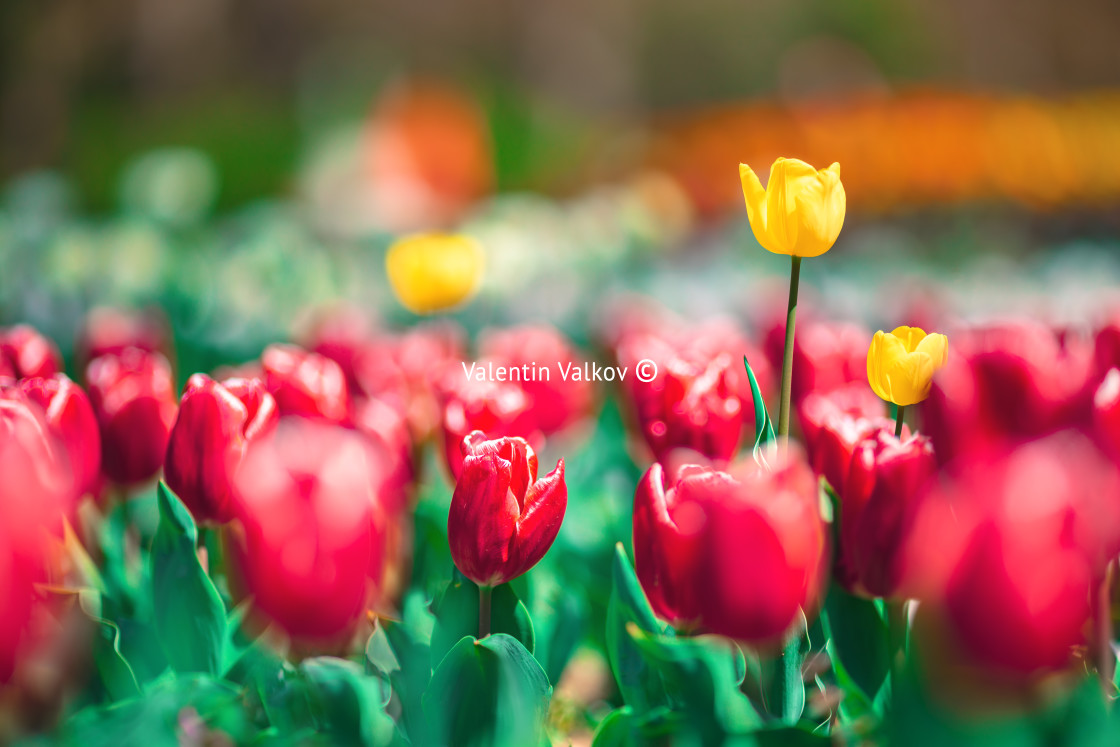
[385,233,484,314]
[739,158,846,258]
[866,326,949,406]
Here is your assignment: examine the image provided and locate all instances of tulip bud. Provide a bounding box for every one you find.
[867,326,949,407]
[766,320,869,406]
[838,430,935,597]
[0,325,61,380]
[438,377,540,479]
[739,158,845,258]
[230,419,383,642]
[164,375,279,524]
[261,344,350,423]
[634,454,828,643]
[385,233,484,315]
[86,349,179,486]
[18,374,101,502]
[78,307,172,368]
[480,325,594,436]
[448,431,566,587]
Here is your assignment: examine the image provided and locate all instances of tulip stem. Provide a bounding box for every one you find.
[887,600,909,681]
[777,255,802,444]
[479,585,492,639]
[1096,561,1115,689]
[894,406,906,438]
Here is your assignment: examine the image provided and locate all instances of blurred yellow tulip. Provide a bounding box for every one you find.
[867,326,949,406]
[385,233,484,315]
[739,158,846,258]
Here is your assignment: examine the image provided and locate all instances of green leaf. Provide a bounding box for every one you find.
[150,482,225,675]
[430,572,535,668]
[821,585,890,719]
[528,568,588,683]
[77,589,141,702]
[605,543,670,714]
[628,625,762,738]
[422,633,552,747]
[300,657,397,747]
[370,592,435,746]
[759,611,810,726]
[592,707,640,747]
[744,355,777,469]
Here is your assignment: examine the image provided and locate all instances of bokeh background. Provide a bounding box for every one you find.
[4,0,1120,369]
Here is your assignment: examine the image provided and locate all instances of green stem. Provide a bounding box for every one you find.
[479,585,492,639]
[777,255,802,443]
[894,405,906,438]
[1097,561,1115,689]
[887,600,908,682]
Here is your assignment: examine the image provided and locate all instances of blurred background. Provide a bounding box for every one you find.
[4,0,1120,372]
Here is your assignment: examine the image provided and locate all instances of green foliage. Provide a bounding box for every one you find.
[150,483,226,676]
[430,572,536,667]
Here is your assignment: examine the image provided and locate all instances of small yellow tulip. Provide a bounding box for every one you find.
[385,233,484,315]
[739,158,846,258]
[867,326,949,407]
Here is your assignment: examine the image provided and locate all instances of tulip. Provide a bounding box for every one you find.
[86,349,179,486]
[902,433,1120,677]
[78,307,172,367]
[164,375,279,524]
[1093,368,1120,462]
[261,344,350,423]
[797,382,885,471]
[230,419,383,642]
[739,159,846,259]
[480,325,594,436]
[633,454,828,643]
[837,430,935,597]
[867,326,948,437]
[0,325,61,380]
[766,320,869,406]
[448,431,566,590]
[438,376,540,479]
[385,233,484,315]
[18,374,101,502]
[622,349,743,465]
[0,397,74,680]
[741,157,846,442]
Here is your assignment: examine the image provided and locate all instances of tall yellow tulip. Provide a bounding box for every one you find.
[740,157,847,444]
[385,233,484,315]
[867,326,949,435]
[739,158,846,258]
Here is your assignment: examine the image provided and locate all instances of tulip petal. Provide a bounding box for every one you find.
[890,326,927,353]
[791,164,846,258]
[740,163,774,254]
[509,459,566,579]
[448,453,519,586]
[915,332,949,367]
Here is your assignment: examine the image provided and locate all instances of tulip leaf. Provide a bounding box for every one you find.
[527,567,588,683]
[422,633,552,747]
[606,543,672,714]
[592,707,641,746]
[149,481,226,676]
[759,610,810,726]
[77,590,142,702]
[821,585,889,719]
[744,355,778,469]
[299,657,397,747]
[367,592,435,746]
[627,624,763,738]
[430,572,536,668]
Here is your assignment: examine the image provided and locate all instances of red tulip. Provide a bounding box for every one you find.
[78,307,171,367]
[1092,368,1120,461]
[479,325,595,435]
[0,325,61,380]
[902,433,1120,676]
[261,344,350,423]
[837,430,935,597]
[924,322,1093,465]
[438,376,540,479]
[231,419,383,642]
[619,341,743,465]
[18,374,101,502]
[798,384,892,492]
[86,349,179,486]
[448,431,566,587]
[634,454,828,643]
[765,319,868,405]
[0,398,74,681]
[164,375,279,524]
